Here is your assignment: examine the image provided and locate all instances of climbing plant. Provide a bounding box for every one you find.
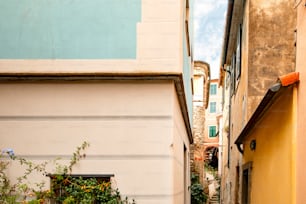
[0,142,135,204]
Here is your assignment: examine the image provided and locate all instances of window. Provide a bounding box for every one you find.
[49,174,114,203]
[184,145,188,203]
[236,24,242,81]
[209,126,217,137]
[210,84,217,95]
[242,162,252,204]
[193,75,204,101]
[231,53,236,96]
[231,24,243,96]
[210,102,217,113]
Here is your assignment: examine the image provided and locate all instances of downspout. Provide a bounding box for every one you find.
[221,0,235,168]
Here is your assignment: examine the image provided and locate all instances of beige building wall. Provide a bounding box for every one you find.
[0,1,194,204]
[0,81,190,204]
[173,90,192,204]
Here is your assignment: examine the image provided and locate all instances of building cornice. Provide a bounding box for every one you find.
[0,73,194,144]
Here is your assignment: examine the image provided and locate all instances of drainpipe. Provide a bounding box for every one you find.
[228,72,232,168]
[221,0,235,168]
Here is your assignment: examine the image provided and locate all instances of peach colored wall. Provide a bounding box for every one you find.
[0,81,189,204]
[0,0,185,75]
[296,3,306,204]
[173,85,191,204]
[243,89,295,204]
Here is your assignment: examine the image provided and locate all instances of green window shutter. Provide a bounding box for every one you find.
[209,126,216,137]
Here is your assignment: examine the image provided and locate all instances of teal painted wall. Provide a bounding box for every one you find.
[183,39,193,126]
[0,0,141,59]
[183,0,194,126]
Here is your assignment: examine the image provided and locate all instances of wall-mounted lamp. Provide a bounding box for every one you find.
[250,140,256,151]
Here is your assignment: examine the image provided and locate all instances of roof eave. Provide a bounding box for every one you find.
[234,72,300,152]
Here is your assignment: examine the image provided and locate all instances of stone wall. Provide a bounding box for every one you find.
[191,61,210,185]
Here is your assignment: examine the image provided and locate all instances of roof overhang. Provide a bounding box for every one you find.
[235,72,299,153]
[0,72,194,144]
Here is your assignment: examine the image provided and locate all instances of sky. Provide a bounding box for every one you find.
[193,0,228,79]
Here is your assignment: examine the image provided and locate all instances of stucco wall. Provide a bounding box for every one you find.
[0,0,141,59]
[248,0,296,115]
[0,81,188,204]
[173,89,191,204]
[243,88,295,204]
[227,1,249,202]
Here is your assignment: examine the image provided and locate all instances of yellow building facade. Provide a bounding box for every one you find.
[235,75,298,203]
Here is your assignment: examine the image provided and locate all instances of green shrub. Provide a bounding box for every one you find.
[190,173,207,204]
[0,142,135,204]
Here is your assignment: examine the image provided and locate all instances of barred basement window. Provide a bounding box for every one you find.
[48,174,114,204]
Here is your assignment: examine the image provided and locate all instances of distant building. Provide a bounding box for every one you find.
[0,1,194,203]
[204,79,222,171]
[204,78,223,202]
[191,61,210,185]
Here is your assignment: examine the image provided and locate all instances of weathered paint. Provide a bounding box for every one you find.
[248,0,296,113]
[0,0,141,59]
[243,88,295,204]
